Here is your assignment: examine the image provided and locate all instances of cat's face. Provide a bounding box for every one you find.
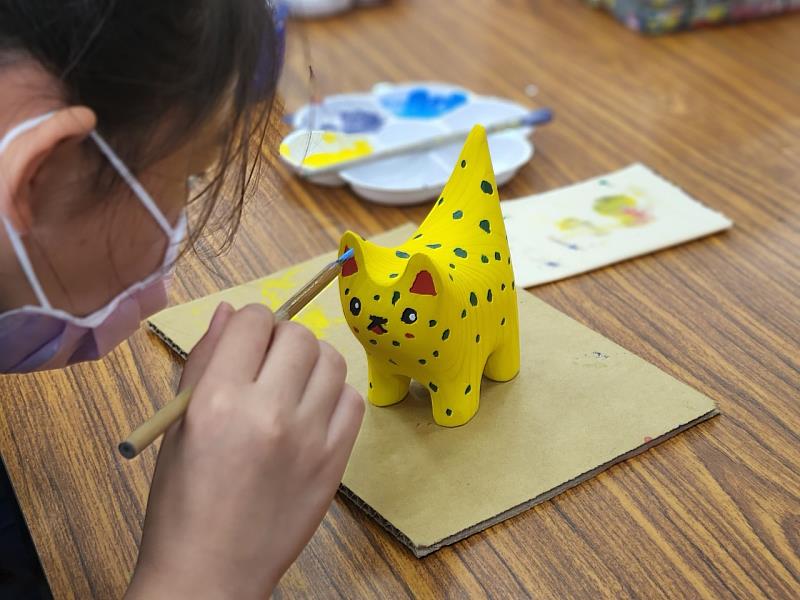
[338,232,445,362]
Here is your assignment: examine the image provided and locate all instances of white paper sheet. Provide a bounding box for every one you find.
[502,164,733,287]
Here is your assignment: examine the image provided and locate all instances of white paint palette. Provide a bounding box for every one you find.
[280,82,539,205]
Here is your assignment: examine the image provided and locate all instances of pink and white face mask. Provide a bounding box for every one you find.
[0,113,187,373]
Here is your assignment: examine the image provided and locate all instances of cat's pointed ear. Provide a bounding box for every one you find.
[339,231,365,278]
[406,253,442,297]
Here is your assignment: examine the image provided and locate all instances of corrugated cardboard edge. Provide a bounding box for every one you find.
[339,407,719,558]
[147,321,188,359]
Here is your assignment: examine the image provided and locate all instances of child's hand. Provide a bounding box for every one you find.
[125,302,364,599]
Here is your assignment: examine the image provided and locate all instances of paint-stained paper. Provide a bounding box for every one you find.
[148,225,718,557]
[503,163,732,287]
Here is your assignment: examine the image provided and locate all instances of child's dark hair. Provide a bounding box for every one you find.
[0,0,281,253]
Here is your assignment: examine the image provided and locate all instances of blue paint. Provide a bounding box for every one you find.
[337,109,384,133]
[298,108,384,134]
[379,88,468,118]
[545,261,560,268]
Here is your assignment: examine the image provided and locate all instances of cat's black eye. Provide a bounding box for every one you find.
[401,307,418,324]
[350,297,361,316]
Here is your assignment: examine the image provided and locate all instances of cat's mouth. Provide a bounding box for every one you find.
[367,315,389,335]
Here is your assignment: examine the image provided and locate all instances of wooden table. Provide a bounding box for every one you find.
[2,0,798,597]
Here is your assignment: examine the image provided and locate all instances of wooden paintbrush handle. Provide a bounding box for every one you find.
[119,256,343,459]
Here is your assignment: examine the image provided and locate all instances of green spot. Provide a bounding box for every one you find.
[429,319,437,327]
[481,180,493,194]
[429,382,438,392]
[345,288,350,295]
[501,283,506,291]
[501,317,506,325]
[426,243,442,249]
[413,233,423,239]
[507,257,511,265]
[369,339,377,345]
[373,294,380,301]
[449,263,456,269]
[369,382,373,389]
[396,250,410,259]
[460,159,466,168]
[449,274,454,281]
[442,329,450,341]
[389,273,398,278]
[392,340,400,347]
[494,251,501,261]
[437,197,444,206]
[487,289,493,302]
[391,291,400,305]
[453,210,463,220]
[433,350,439,357]
[476,334,480,343]
[419,359,427,365]
[461,309,467,318]
[479,220,491,234]
[445,408,453,416]
[512,280,516,290]
[389,358,398,365]
[481,254,489,264]
[454,248,467,258]
[469,292,478,306]
[465,385,471,394]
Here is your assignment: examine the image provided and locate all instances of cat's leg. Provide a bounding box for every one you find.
[367,358,410,407]
[484,320,520,382]
[429,368,481,427]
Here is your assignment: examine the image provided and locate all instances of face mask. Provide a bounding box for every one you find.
[0,113,187,373]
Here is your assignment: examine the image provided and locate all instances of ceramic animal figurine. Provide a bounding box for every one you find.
[337,125,520,427]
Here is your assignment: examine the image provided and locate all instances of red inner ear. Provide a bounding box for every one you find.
[410,270,437,296]
[341,246,358,277]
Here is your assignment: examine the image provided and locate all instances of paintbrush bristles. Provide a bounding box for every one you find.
[119,251,349,459]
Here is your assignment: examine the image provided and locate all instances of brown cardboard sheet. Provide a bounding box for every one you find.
[148,224,718,557]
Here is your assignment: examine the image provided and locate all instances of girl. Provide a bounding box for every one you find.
[0,1,364,598]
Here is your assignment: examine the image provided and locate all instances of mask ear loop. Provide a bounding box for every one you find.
[88,131,175,237]
[1,218,52,309]
[0,112,59,309]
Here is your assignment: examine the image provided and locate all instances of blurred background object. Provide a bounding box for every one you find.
[284,0,387,19]
[586,0,800,33]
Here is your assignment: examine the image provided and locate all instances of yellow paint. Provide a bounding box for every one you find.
[294,305,344,340]
[302,139,373,168]
[259,267,299,307]
[593,194,651,227]
[282,132,373,169]
[338,126,520,427]
[321,131,338,143]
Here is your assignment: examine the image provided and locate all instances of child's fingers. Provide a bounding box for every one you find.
[297,341,347,425]
[255,322,320,406]
[198,304,276,388]
[179,302,234,392]
[326,384,364,453]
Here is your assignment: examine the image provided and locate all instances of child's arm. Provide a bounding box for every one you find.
[124,302,364,599]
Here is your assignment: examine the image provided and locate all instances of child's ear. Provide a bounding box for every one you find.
[406,253,442,296]
[0,106,96,233]
[338,230,366,278]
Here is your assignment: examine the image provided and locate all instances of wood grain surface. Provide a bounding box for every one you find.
[1,0,799,597]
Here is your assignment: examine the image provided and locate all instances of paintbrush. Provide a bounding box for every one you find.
[292,108,553,178]
[118,248,355,460]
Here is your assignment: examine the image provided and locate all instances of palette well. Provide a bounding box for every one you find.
[279,82,538,205]
[148,225,719,558]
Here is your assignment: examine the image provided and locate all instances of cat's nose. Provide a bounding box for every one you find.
[367,315,388,335]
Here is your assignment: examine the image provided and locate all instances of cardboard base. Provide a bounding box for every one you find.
[339,409,717,557]
[148,225,719,557]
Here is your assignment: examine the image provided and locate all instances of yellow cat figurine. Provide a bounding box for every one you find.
[338,125,520,427]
